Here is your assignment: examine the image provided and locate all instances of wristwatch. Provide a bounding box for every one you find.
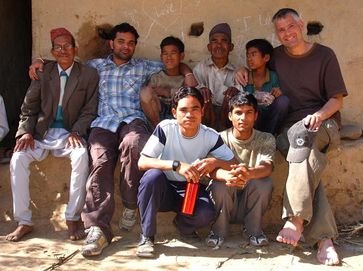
[172,160,181,171]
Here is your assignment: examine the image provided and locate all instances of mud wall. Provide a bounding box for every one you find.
[32,0,363,127]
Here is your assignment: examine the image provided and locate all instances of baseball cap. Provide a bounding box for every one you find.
[209,23,231,41]
[286,120,317,163]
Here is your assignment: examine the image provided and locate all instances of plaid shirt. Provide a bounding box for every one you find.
[88,55,163,132]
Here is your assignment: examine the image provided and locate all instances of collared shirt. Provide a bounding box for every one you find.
[245,68,280,94]
[193,57,243,106]
[57,63,74,77]
[87,55,163,132]
[51,63,75,128]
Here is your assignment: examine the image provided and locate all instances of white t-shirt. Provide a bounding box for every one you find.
[141,119,234,182]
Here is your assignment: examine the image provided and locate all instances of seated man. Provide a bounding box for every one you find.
[270,8,348,265]
[6,27,99,242]
[207,93,275,247]
[0,94,9,142]
[136,87,235,258]
[140,36,197,127]
[193,23,242,131]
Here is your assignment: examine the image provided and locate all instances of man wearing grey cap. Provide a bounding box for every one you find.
[193,23,242,131]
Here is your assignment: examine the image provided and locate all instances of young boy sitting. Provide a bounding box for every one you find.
[245,39,289,134]
[140,36,196,128]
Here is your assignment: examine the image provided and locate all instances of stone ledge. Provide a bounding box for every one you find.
[0,138,362,228]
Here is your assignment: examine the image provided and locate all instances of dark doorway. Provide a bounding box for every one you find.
[0,1,32,148]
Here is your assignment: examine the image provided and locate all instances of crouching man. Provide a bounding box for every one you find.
[6,27,99,241]
[136,87,235,257]
[207,94,275,247]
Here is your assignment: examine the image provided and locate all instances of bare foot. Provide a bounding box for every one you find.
[317,239,340,266]
[66,220,86,241]
[5,225,33,242]
[276,217,303,246]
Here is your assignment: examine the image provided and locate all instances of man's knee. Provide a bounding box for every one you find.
[70,147,89,169]
[246,178,273,197]
[139,169,165,190]
[10,151,31,173]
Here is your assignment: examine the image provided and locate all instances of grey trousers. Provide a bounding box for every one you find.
[277,119,340,245]
[209,178,273,238]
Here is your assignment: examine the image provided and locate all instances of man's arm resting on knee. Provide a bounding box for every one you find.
[303,94,344,131]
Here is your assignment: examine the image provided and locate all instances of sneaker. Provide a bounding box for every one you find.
[81,226,109,257]
[205,231,224,248]
[136,234,155,258]
[119,208,137,231]
[249,233,269,247]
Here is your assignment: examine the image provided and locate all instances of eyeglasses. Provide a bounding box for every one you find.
[53,43,73,52]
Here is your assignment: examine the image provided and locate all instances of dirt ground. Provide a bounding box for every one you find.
[1,215,362,271]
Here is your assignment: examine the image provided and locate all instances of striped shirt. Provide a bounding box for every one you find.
[88,55,163,132]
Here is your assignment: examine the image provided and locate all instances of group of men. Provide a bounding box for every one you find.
[5,7,347,266]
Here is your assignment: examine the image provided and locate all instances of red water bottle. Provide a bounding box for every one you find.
[181,182,199,216]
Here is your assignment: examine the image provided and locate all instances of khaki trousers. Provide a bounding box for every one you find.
[277,119,340,245]
[209,178,273,238]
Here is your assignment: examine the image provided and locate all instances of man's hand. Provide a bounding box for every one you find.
[303,113,323,131]
[183,73,198,87]
[29,60,44,80]
[199,87,213,104]
[225,164,250,188]
[177,162,201,183]
[193,158,217,177]
[270,87,282,97]
[234,67,249,86]
[223,87,240,100]
[14,133,35,152]
[66,133,85,148]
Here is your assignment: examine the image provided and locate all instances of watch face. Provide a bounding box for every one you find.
[173,160,180,171]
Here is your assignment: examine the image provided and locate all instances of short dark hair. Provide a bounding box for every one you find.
[246,39,273,57]
[172,87,204,109]
[272,8,300,22]
[246,39,273,68]
[229,93,258,112]
[109,22,139,42]
[160,36,184,53]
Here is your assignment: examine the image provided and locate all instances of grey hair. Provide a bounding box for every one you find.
[272,8,301,23]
